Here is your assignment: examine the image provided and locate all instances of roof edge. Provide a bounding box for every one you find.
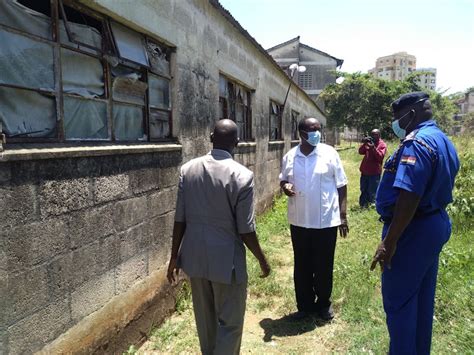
[208,1,322,113]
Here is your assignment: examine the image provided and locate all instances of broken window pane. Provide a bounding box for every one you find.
[0,0,51,39]
[63,96,108,140]
[0,29,54,90]
[0,86,56,138]
[147,41,170,76]
[59,3,103,51]
[112,66,147,105]
[113,104,145,141]
[61,48,104,98]
[149,74,170,109]
[149,109,170,139]
[110,22,148,66]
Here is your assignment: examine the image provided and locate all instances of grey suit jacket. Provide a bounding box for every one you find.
[175,149,255,285]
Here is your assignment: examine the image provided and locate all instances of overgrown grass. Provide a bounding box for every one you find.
[139,136,473,354]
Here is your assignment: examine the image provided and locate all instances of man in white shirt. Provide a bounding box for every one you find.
[279,117,349,321]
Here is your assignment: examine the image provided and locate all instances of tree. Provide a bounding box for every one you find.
[320,71,456,137]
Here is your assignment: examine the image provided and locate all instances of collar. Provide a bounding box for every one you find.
[296,144,317,157]
[415,119,436,130]
[209,149,233,159]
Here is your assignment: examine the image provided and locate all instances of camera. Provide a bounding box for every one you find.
[362,136,374,144]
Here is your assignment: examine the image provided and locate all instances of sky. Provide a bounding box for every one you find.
[219,0,474,94]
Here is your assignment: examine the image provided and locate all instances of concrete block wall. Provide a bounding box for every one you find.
[0,151,181,354]
[1,0,327,353]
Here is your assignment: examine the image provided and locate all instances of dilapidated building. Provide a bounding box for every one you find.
[0,0,325,353]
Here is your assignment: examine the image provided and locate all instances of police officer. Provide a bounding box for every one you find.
[370,92,460,354]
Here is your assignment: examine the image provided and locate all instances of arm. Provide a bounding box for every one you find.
[358,143,368,155]
[241,231,270,277]
[337,185,349,237]
[167,221,186,283]
[370,142,387,164]
[370,189,421,271]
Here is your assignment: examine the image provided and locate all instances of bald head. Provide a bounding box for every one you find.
[298,117,320,132]
[211,119,239,152]
[370,129,381,141]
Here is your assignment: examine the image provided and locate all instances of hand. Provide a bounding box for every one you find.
[370,240,397,271]
[259,259,271,278]
[367,141,375,148]
[339,217,349,238]
[282,183,296,197]
[167,257,180,284]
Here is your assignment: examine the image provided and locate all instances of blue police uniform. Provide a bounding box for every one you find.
[375,119,459,354]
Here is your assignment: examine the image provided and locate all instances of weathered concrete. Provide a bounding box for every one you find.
[0,0,326,353]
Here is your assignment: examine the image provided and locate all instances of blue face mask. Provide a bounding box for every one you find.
[391,109,413,139]
[391,119,406,139]
[302,130,321,146]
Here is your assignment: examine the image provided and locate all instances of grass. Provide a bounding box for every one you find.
[136,136,473,354]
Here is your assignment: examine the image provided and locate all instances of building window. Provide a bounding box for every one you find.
[269,100,283,141]
[218,74,252,141]
[0,0,173,144]
[298,72,313,89]
[291,110,299,140]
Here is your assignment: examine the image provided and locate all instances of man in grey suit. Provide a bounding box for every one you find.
[167,119,271,355]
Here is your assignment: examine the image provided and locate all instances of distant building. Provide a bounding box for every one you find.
[368,52,416,81]
[415,68,437,91]
[267,36,343,102]
[267,36,343,144]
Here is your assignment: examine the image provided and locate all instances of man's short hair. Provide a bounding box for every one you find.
[391,92,429,113]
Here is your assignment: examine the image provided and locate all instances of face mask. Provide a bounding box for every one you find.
[391,120,406,139]
[391,109,413,139]
[302,130,321,146]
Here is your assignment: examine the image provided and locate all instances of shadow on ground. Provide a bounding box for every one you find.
[259,314,330,342]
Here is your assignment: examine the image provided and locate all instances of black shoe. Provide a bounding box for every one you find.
[288,311,310,321]
[318,305,334,321]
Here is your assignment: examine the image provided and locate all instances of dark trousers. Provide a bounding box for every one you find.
[290,225,338,312]
[359,174,381,207]
[381,211,450,354]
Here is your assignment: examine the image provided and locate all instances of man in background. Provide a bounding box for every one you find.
[167,119,270,355]
[358,129,387,207]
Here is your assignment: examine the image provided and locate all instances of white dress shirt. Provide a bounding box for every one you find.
[279,143,348,229]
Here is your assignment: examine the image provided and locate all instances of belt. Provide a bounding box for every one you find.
[379,209,441,224]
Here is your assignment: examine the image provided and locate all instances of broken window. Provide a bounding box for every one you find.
[0,0,174,144]
[218,74,252,141]
[59,2,104,53]
[147,41,170,76]
[112,65,147,105]
[269,100,283,141]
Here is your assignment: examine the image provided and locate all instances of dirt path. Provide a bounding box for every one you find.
[137,235,348,354]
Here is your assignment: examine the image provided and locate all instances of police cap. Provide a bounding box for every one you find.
[391,92,429,113]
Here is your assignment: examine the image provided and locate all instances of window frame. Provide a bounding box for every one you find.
[0,0,174,144]
[269,99,283,141]
[218,73,253,141]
